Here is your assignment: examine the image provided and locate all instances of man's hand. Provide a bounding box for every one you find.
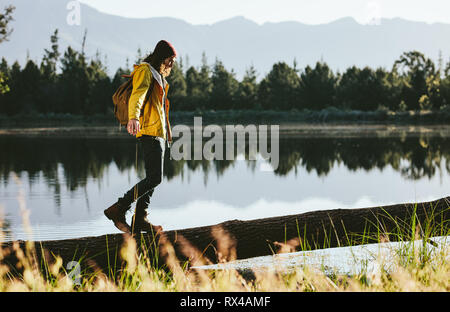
[127,119,140,136]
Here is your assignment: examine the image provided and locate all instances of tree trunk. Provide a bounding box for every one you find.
[1,196,448,276]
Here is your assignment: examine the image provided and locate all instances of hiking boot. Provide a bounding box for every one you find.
[131,213,163,235]
[104,203,131,233]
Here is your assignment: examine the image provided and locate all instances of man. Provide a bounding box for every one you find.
[104,40,177,234]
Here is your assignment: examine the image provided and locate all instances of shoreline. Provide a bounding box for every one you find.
[1,124,450,139]
[1,108,450,127]
[2,109,450,139]
[1,122,450,139]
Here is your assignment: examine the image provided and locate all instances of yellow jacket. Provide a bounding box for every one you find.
[128,62,172,142]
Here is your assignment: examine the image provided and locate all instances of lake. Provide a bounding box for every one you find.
[1,124,450,242]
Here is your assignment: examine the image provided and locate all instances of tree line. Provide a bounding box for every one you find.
[1,27,450,116]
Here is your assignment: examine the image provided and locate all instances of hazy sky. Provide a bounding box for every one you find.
[77,0,450,25]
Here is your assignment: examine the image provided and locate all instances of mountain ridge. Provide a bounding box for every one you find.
[1,0,449,79]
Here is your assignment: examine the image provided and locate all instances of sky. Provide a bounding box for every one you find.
[77,0,450,25]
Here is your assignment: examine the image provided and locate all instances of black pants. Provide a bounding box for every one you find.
[117,135,165,216]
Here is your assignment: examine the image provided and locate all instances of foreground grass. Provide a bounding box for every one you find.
[1,175,449,292]
[0,230,449,292]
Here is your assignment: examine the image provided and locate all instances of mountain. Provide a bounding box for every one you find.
[1,0,450,79]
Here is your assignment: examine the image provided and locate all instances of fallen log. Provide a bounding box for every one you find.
[1,196,449,277]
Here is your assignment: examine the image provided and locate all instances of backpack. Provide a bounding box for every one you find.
[112,71,155,126]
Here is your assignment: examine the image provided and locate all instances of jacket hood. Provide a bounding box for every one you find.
[131,62,168,88]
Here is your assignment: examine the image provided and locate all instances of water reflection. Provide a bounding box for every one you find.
[1,134,449,191]
[0,128,449,241]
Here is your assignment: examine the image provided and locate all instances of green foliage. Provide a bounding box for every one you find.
[0,71,8,94]
[38,29,61,113]
[1,26,450,117]
[258,62,300,110]
[337,66,392,111]
[0,5,14,44]
[440,61,450,110]
[166,61,187,110]
[86,53,113,115]
[59,46,90,114]
[40,29,60,80]
[299,61,337,110]
[184,66,203,111]
[210,58,239,110]
[19,60,42,114]
[0,29,113,116]
[0,5,14,94]
[393,51,436,110]
[236,65,259,110]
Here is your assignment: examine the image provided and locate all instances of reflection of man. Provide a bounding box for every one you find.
[104,40,177,234]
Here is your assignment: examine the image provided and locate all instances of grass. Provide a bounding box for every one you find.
[0,232,448,292]
[0,212,449,292]
[0,174,449,292]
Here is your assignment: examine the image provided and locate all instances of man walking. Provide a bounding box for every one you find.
[104,40,177,234]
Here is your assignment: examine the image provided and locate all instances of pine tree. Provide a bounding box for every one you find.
[41,29,60,79]
[167,61,187,111]
[87,52,112,115]
[336,66,388,111]
[185,66,202,110]
[59,46,90,114]
[236,65,258,110]
[298,61,337,110]
[210,58,238,110]
[198,52,213,108]
[17,60,42,115]
[258,62,300,110]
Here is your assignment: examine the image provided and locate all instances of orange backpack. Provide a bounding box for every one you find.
[112,72,155,126]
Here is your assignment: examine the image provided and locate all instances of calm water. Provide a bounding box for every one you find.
[1,125,450,242]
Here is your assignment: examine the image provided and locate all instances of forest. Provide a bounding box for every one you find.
[1,5,450,118]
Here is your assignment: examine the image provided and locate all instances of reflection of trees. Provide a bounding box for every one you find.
[398,137,444,180]
[0,134,449,200]
[294,139,338,176]
[0,214,11,239]
[0,137,134,186]
[278,136,449,180]
[0,137,137,208]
